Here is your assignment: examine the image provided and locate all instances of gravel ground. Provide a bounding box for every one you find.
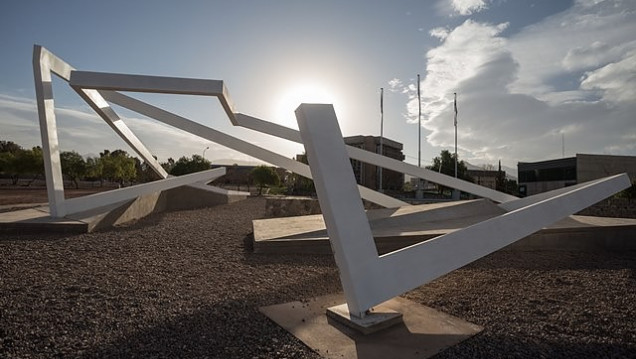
[1,197,635,358]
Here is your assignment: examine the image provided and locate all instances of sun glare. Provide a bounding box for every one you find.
[274,83,336,128]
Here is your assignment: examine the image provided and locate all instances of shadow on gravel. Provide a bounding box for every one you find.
[75,274,339,359]
[435,333,636,359]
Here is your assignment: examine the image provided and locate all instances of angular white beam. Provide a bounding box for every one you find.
[234,113,517,203]
[294,103,631,317]
[70,71,236,125]
[64,167,226,215]
[99,90,407,209]
[33,45,74,217]
[498,179,600,212]
[296,104,381,317]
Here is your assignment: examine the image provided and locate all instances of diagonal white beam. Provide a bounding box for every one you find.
[498,179,604,212]
[69,86,168,179]
[99,90,408,208]
[63,167,226,215]
[234,113,517,203]
[295,104,381,317]
[372,173,631,309]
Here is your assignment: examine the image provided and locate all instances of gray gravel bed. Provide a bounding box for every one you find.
[1,197,635,358]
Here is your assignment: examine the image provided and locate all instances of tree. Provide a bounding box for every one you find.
[60,151,87,189]
[161,157,175,173]
[0,140,22,154]
[0,151,19,184]
[426,150,472,195]
[13,147,44,186]
[251,165,280,195]
[288,154,315,195]
[135,157,162,183]
[170,154,211,176]
[100,149,137,186]
[85,156,103,185]
[0,143,42,185]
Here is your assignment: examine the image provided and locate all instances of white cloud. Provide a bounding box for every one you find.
[450,0,488,15]
[580,50,636,104]
[406,20,509,123]
[507,0,636,102]
[405,0,636,168]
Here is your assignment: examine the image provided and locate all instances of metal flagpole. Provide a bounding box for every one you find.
[416,74,423,199]
[454,92,458,179]
[379,88,384,192]
[418,75,421,169]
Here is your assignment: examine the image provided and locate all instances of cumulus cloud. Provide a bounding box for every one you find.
[508,0,636,102]
[405,0,636,167]
[406,20,509,123]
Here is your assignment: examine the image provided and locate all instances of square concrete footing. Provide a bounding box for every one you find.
[326,303,403,335]
[259,293,483,359]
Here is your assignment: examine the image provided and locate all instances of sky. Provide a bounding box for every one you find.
[1,0,634,172]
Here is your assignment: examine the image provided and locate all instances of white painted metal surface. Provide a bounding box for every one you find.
[295,103,631,317]
[33,46,168,216]
[99,90,407,209]
[64,168,226,215]
[70,71,237,124]
[33,45,68,217]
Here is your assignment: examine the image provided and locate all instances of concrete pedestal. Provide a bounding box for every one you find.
[259,293,482,359]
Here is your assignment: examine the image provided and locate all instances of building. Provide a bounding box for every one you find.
[518,154,636,197]
[467,169,503,191]
[343,135,405,191]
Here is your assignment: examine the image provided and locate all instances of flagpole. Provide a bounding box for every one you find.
[416,74,423,200]
[379,87,384,192]
[454,92,458,179]
[417,75,421,169]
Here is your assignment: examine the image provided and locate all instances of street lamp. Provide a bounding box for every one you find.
[202,146,210,159]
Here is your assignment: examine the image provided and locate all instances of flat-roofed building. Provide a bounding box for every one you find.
[518,154,636,197]
[343,135,405,192]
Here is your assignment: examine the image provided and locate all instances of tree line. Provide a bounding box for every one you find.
[0,140,214,188]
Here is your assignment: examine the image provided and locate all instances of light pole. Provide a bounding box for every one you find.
[202,146,209,159]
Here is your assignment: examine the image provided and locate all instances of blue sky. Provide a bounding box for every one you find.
[1,0,634,170]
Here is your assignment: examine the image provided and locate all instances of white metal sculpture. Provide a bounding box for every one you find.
[34,45,630,323]
[295,103,630,318]
[33,45,410,218]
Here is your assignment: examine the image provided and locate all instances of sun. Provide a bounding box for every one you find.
[273,82,337,128]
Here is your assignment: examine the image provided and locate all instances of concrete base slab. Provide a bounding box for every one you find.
[252,199,636,254]
[0,184,249,234]
[259,293,483,359]
[326,303,403,335]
